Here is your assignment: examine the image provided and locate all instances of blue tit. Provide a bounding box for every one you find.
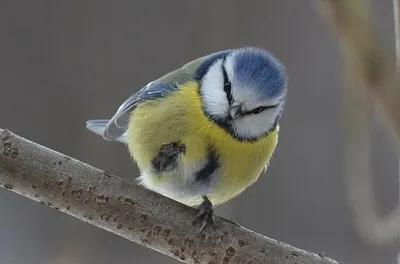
[86,47,288,231]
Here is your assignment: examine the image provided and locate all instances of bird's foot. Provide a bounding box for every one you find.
[152,142,186,171]
[192,196,215,234]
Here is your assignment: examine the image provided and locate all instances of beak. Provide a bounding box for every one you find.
[230,104,242,119]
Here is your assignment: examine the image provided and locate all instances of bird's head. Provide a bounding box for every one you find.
[197,47,288,141]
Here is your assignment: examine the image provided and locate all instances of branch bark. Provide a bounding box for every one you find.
[0,128,342,264]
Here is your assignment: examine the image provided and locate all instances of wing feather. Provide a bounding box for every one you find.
[86,55,209,141]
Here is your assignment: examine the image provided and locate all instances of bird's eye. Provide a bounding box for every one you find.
[251,106,266,114]
[222,64,233,104]
[224,81,231,93]
[247,104,278,115]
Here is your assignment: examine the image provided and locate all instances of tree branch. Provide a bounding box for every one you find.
[0,128,342,264]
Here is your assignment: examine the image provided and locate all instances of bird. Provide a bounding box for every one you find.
[86,47,288,232]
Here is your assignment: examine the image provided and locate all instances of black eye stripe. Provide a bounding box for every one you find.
[222,64,233,105]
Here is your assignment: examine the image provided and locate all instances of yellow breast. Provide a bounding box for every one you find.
[127,81,278,206]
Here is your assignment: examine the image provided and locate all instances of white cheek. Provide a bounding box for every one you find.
[201,60,229,116]
[232,109,279,138]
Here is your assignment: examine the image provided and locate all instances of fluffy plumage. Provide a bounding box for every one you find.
[86,47,287,207]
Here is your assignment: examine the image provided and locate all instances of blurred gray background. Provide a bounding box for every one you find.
[0,1,398,264]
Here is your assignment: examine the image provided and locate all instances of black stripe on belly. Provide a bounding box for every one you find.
[195,148,220,184]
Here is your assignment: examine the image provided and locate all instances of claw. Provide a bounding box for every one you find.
[192,196,215,234]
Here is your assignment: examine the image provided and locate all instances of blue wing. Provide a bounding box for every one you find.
[86,81,178,142]
[86,119,128,143]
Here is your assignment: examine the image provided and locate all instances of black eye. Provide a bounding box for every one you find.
[247,104,278,115]
[251,106,266,114]
[222,64,233,104]
[224,81,231,93]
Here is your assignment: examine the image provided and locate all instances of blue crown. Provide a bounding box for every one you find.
[233,47,287,100]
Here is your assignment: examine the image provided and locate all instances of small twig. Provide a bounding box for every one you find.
[317,0,400,146]
[394,0,400,261]
[316,0,400,246]
[394,0,400,68]
[0,129,342,264]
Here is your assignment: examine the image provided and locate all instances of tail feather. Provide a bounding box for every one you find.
[86,119,127,144]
